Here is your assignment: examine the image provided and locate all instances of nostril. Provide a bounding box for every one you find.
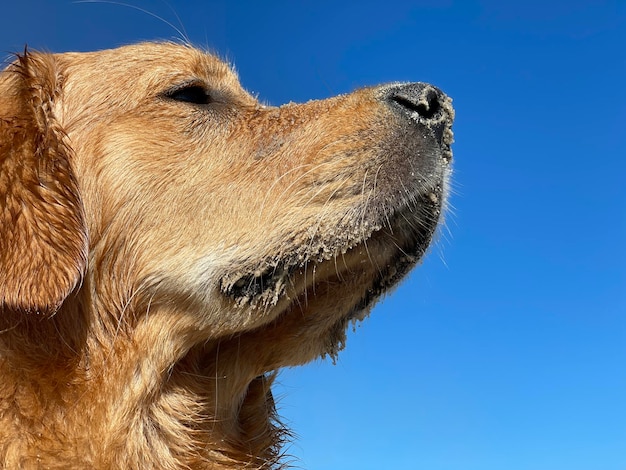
[387,83,443,121]
[417,88,441,119]
[391,91,440,119]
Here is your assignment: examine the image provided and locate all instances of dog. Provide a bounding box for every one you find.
[0,42,454,469]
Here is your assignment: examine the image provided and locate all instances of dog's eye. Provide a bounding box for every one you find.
[166,85,212,105]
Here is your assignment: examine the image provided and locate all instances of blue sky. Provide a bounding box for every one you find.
[2,1,624,469]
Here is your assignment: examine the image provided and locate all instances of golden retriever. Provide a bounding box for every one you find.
[0,42,454,469]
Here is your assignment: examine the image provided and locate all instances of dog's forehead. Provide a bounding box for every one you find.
[59,42,238,91]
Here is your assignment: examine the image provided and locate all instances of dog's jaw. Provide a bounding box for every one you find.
[219,170,449,360]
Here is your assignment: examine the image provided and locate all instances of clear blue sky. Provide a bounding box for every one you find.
[2,1,624,469]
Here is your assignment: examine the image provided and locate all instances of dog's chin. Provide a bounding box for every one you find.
[219,179,446,359]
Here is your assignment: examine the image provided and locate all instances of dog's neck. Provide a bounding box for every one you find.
[0,294,286,469]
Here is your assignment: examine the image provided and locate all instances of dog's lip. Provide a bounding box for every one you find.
[221,183,444,321]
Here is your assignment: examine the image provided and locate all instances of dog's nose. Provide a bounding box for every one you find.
[382,82,453,153]
[385,82,445,121]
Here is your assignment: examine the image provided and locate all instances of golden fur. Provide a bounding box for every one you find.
[0,42,454,469]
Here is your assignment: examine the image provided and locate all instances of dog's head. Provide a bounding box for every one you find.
[0,41,453,366]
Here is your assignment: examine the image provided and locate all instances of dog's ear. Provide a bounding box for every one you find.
[0,50,88,315]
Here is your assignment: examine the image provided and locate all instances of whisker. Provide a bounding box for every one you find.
[259,160,336,220]
[74,0,190,43]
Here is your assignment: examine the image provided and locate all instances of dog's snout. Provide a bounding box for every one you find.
[385,82,445,121]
